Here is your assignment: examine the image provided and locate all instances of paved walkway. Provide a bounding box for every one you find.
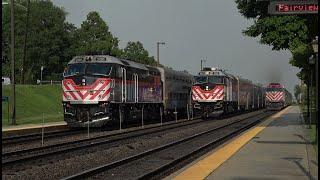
[172,106,318,180]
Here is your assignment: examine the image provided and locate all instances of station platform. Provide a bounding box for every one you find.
[2,121,67,137]
[170,106,318,180]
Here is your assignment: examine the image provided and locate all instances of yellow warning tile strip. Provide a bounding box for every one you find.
[173,107,291,180]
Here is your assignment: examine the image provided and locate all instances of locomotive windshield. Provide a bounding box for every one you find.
[86,63,112,76]
[64,63,112,77]
[208,76,223,84]
[195,76,223,84]
[65,63,85,76]
[266,87,283,91]
[195,76,207,84]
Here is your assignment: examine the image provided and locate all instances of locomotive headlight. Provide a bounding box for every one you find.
[82,78,86,86]
[205,86,209,91]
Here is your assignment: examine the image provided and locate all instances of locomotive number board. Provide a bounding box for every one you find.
[268,0,318,15]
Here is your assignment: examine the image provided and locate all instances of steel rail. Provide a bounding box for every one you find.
[2,129,82,145]
[138,113,272,179]
[2,110,262,166]
[2,116,206,165]
[61,111,272,180]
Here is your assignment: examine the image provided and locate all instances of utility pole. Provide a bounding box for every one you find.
[10,0,16,125]
[156,42,165,66]
[21,0,30,84]
[307,72,310,128]
[311,37,318,143]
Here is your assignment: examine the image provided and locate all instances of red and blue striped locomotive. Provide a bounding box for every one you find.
[62,55,194,127]
[192,67,265,117]
[265,83,292,110]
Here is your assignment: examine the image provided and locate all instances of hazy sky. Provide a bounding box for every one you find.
[52,0,300,94]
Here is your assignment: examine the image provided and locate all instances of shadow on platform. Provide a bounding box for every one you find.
[283,157,316,180]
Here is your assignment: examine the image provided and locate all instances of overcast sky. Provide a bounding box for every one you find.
[52,0,300,94]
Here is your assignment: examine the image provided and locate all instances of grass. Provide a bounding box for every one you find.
[310,125,318,157]
[2,85,63,127]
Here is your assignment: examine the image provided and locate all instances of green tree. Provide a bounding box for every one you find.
[74,11,120,56]
[294,84,301,102]
[2,0,75,83]
[122,41,157,65]
[234,0,318,82]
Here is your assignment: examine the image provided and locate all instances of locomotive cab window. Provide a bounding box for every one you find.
[195,76,207,84]
[64,63,112,77]
[195,76,223,84]
[64,63,85,77]
[86,63,112,76]
[208,76,223,84]
[267,88,283,91]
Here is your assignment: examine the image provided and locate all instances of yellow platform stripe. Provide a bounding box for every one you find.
[173,107,291,180]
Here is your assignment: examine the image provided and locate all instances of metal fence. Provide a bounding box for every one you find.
[36,80,61,85]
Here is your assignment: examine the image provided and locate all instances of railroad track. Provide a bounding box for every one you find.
[61,111,274,180]
[2,110,262,167]
[1,110,243,147]
[2,116,205,166]
[2,115,201,147]
[2,129,84,145]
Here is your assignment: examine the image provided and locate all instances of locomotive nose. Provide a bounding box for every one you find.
[198,83,217,91]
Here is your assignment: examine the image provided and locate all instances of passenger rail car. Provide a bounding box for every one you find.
[192,67,265,117]
[265,83,292,110]
[62,55,194,127]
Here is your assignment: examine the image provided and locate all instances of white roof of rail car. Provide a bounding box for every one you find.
[68,55,149,70]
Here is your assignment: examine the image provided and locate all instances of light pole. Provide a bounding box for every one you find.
[200,59,206,71]
[3,1,28,84]
[3,0,28,125]
[306,69,310,128]
[10,0,16,125]
[308,55,315,129]
[156,42,165,65]
[311,37,318,143]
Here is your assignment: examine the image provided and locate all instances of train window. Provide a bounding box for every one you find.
[65,63,85,76]
[86,63,112,76]
[195,76,207,84]
[267,88,283,91]
[208,76,223,84]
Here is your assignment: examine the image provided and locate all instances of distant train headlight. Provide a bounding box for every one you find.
[205,86,209,91]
